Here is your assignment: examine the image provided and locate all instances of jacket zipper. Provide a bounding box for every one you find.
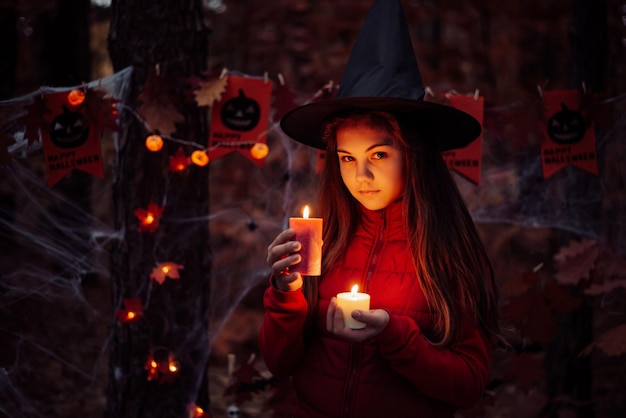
[342,210,387,417]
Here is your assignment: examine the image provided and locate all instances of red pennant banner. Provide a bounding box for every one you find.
[41,91,104,187]
[442,94,484,185]
[540,90,598,179]
[209,75,273,166]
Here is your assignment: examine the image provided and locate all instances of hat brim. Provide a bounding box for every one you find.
[279,97,481,152]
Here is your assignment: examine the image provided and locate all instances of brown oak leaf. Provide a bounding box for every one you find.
[138,101,184,138]
[137,69,184,137]
[193,75,228,107]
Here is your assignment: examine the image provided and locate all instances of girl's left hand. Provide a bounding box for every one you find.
[326,297,389,342]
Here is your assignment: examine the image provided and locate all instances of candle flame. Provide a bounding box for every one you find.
[303,205,310,219]
[351,285,358,298]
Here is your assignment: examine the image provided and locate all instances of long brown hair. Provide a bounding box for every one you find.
[303,110,501,346]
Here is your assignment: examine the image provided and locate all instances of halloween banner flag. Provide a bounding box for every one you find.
[540,90,598,179]
[209,75,273,166]
[41,91,104,187]
[442,94,484,185]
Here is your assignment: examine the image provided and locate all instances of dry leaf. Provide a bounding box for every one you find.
[554,244,599,285]
[553,238,598,263]
[194,76,228,107]
[585,279,626,295]
[580,324,626,357]
[138,102,185,137]
[138,69,185,137]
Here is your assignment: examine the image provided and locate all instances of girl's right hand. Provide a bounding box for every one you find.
[267,228,303,292]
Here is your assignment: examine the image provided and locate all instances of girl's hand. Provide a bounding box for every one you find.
[326,297,389,342]
[267,228,303,292]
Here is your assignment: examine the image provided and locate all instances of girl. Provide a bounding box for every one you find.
[259,110,501,418]
[260,1,501,416]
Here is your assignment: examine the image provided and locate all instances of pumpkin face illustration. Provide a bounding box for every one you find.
[50,106,90,149]
[220,89,260,131]
[547,103,586,145]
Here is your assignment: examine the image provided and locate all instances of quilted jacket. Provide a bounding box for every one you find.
[259,202,491,417]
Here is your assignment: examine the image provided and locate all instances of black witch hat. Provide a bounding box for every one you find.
[279,0,480,151]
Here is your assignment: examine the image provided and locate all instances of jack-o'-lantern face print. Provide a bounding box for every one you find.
[221,89,260,131]
[547,103,586,145]
[50,106,90,149]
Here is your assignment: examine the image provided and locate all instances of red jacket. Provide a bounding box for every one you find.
[260,202,491,418]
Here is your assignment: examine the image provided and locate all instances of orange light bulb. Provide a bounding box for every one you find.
[145,134,164,152]
[67,89,85,106]
[250,142,269,159]
[191,150,209,166]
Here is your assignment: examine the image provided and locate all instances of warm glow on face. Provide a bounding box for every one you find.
[351,285,359,298]
[336,125,406,211]
[303,205,310,219]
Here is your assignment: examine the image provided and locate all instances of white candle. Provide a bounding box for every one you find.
[288,205,323,276]
[336,285,371,329]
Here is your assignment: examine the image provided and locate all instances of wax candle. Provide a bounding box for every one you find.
[289,205,323,276]
[336,285,371,329]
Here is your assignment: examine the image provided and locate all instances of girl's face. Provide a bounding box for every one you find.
[336,124,406,211]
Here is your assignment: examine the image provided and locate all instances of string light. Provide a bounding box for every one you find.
[250,142,269,159]
[67,89,85,106]
[145,349,180,383]
[145,134,164,152]
[134,202,164,232]
[191,150,209,166]
[169,147,189,172]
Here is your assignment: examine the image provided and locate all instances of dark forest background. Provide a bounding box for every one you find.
[1,0,625,417]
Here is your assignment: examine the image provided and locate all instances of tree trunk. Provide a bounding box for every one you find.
[544,1,607,417]
[106,1,211,417]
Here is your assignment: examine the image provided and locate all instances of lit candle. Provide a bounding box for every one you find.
[288,205,323,276]
[336,285,371,329]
